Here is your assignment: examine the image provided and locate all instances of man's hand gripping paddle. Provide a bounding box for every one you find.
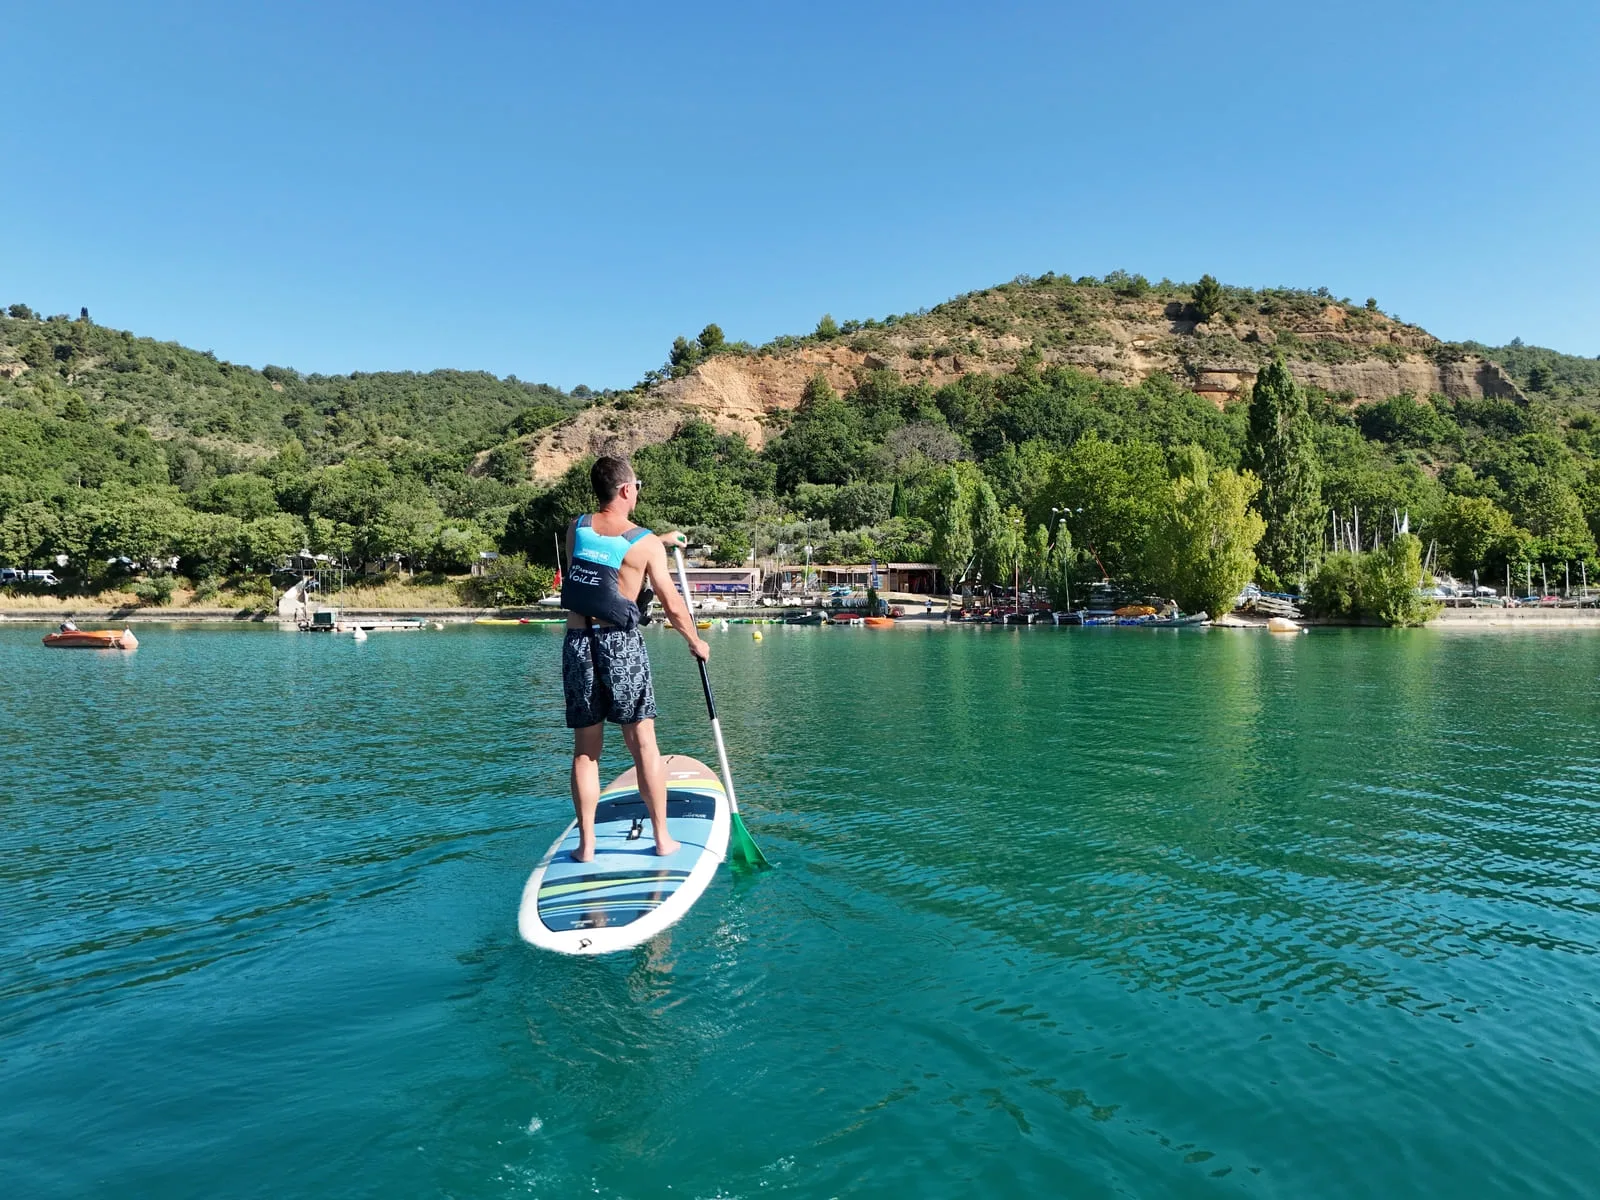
[674,546,772,872]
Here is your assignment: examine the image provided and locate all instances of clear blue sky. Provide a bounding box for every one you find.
[5,2,1597,390]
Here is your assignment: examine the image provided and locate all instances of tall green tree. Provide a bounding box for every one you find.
[501,459,596,564]
[764,373,862,491]
[1039,435,1167,579]
[1022,522,1051,586]
[1244,356,1322,583]
[970,479,1006,585]
[238,513,306,572]
[927,466,975,589]
[1144,447,1265,618]
[1429,494,1516,579]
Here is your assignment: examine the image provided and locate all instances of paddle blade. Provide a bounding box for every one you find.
[727,813,772,871]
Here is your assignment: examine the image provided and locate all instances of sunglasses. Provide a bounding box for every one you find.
[628,479,644,493]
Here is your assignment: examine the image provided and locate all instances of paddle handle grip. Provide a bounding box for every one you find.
[674,547,741,815]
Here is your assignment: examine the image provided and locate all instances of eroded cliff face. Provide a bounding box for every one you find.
[519,285,1522,484]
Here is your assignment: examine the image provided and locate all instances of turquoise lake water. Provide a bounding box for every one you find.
[3,621,1599,1197]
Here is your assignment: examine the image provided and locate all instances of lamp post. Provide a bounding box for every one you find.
[1050,506,1083,610]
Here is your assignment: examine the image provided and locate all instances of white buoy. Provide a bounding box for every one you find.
[717,619,729,631]
[352,627,368,641]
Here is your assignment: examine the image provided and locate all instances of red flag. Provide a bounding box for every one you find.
[552,567,562,589]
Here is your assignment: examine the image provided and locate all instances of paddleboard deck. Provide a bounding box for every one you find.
[518,755,729,955]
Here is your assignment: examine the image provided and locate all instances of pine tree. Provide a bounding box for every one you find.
[1191,274,1223,323]
[696,324,725,355]
[890,479,909,519]
[1244,356,1321,583]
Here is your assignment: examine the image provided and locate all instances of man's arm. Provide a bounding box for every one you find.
[645,533,709,661]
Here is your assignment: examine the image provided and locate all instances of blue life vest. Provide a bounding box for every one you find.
[561,515,652,628]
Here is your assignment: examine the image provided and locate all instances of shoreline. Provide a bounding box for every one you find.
[6,604,1600,629]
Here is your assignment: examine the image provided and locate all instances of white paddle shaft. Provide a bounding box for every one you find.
[673,547,742,815]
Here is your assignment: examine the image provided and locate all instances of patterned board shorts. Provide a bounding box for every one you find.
[562,627,658,728]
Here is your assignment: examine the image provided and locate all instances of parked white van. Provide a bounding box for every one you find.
[0,568,61,586]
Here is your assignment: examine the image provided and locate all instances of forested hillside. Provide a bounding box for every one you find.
[0,306,588,590]
[3,280,1599,619]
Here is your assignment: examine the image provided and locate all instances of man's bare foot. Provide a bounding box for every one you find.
[654,837,681,857]
[572,843,595,863]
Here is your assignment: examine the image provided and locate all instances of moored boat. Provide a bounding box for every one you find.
[43,628,138,650]
[1147,612,1210,628]
[863,615,895,627]
[785,611,827,625]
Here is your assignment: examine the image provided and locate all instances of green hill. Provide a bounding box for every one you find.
[0,306,591,592]
[2,281,1598,616]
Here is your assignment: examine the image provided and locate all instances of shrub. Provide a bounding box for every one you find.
[1361,534,1440,626]
[1305,535,1440,626]
[463,553,555,605]
[1306,552,1361,618]
[130,575,177,606]
[712,529,751,566]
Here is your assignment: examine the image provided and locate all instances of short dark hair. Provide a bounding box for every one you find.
[591,455,634,502]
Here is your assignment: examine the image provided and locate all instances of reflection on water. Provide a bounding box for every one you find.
[3,623,1599,1197]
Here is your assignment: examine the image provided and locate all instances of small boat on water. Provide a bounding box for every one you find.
[785,611,827,625]
[1053,611,1083,626]
[43,628,138,650]
[1147,612,1210,628]
[831,613,865,626]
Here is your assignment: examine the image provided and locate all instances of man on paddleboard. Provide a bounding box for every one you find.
[561,455,709,862]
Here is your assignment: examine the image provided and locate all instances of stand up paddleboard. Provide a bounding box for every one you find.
[518,755,730,955]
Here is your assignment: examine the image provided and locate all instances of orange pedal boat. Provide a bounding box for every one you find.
[43,629,139,650]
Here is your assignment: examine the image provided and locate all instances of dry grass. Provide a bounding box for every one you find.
[316,580,470,610]
[1,576,476,612]
[0,589,143,610]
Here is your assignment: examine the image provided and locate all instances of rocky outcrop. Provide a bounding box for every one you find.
[520,283,1527,483]
[1188,356,1523,406]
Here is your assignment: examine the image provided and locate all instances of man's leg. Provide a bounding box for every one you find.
[620,719,681,857]
[570,723,604,862]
